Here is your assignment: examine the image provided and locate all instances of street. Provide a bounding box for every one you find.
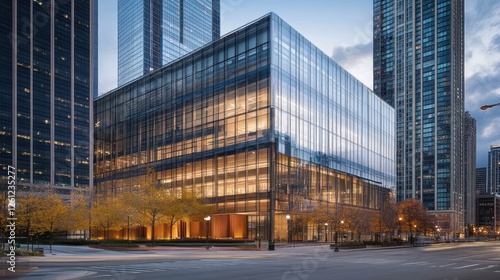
[3,242,500,280]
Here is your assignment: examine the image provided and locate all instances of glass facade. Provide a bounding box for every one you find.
[463,112,476,228]
[95,14,395,241]
[0,0,96,192]
[117,0,220,86]
[476,195,500,235]
[476,167,487,195]
[374,0,465,233]
[488,145,500,194]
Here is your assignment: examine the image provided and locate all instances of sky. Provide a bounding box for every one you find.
[98,0,500,168]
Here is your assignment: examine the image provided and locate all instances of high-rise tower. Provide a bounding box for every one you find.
[0,0,97,192]
[117,0,220,86]
[464,111,476,231]
[374,0,465,233]
[488,145,500,194]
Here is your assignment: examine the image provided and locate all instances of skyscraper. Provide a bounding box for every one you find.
[464,111,476,230]
[488,145,500,194]
[0,0,97,192]
[476,167,487,194]
[117,0,220,86]
[374,0,465,233]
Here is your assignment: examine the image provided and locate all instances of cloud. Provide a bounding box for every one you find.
[481,116,500,138]
[490,35,500,52]
[464,0,500,166]
[330,41,373,89]
[465,72,500,108]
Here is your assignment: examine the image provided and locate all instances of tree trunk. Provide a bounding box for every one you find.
[49,232,53,254]
[26,222,30,251]
[170,223,173,240]
[151,217,155,245]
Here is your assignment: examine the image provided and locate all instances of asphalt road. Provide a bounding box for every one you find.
[3,242,500,280]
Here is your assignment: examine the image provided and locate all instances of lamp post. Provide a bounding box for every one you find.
[334,182,339,252]
[286,214,292,244]
[340,220,344,242]
[480,102,500,111]
[398,217,402,239]
[334,225,339,252]
[127,216,130,241]
[324,223,328,242]
[204,216,211,250]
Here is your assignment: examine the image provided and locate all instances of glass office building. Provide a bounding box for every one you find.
[118,0,220,86]
[95,13,395,241]
[476,167,487,195]
[488,145,500,194]
[0,0,96,192]
[476,194,500,235]
[374,0,465,233]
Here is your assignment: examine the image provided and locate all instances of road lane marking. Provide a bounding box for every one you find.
[474,265,497,270]
[438,263,456,267]
[453,264,480,269]
[89,266,154,273]
[402,262,428,266]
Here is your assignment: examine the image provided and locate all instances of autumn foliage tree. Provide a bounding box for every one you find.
[378,200,399,240]
[16,187,46,249]
[91,196,127,240]
[121,168,172,244]
[0,180,8,249]
[37,189,69,253]
[398,199,425,242]
[164,189,210,240]
[66,189,92,233]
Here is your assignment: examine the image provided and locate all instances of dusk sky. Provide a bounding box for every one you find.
[98,0,500,168]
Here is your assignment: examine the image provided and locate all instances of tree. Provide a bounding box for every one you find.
[419,209,437,236]
[398,199,425,244]
[355,209,374,241]
[121,168,170,244]
[37,190,69,253]
[339,206,367,241]
[65,189,92,233]
[91,196,127,240]
[0,180,8,250]
[305,204,330,241]
[164,189,210,240]
[16,187,46,250]
[379,200,399,240]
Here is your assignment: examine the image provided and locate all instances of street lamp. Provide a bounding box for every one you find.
[480,102,500,111]
[398,217,402,239]
[324,223,328,242]
[481,103,500,111]
[204,216,211,250]
[340,220,344,242]
[286,214,291,243]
